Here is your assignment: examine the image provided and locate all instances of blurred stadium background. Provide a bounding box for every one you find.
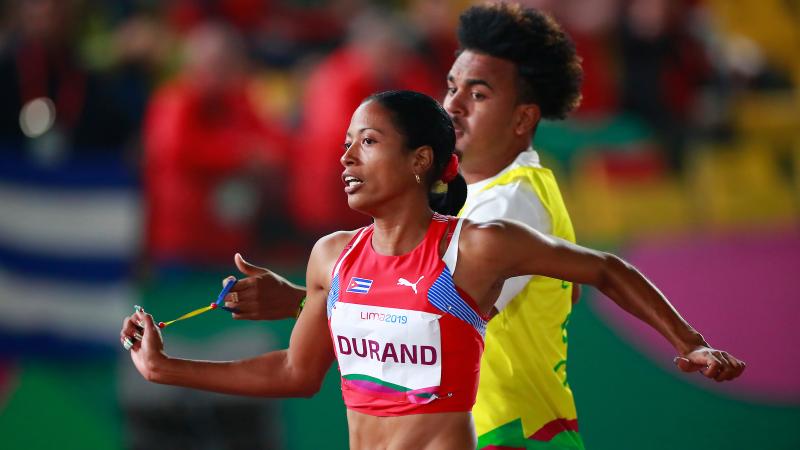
[0,0,798,449]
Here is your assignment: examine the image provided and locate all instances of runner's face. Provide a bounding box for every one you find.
[443,51,521,164]
[340,100,418,214]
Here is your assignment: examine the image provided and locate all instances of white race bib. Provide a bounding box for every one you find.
[330,302,442,394]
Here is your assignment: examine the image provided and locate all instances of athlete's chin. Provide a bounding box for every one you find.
[346,196,378,218]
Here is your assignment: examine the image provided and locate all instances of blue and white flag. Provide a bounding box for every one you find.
[0,152,141,357]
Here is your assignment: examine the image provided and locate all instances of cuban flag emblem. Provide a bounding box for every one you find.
[346,277,373,294]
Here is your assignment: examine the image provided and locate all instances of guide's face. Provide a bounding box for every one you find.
[443,50,522,164]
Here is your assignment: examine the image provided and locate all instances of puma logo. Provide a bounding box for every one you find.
[397,276,425,294]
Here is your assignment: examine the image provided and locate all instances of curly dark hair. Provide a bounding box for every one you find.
[457,3,583,120]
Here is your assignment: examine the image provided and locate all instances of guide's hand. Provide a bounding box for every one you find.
[222,253,305,320]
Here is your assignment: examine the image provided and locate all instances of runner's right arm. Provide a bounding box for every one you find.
[121,232,352,397]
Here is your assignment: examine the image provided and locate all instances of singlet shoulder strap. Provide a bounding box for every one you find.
[442,218,464,273]
[331,226,371,278]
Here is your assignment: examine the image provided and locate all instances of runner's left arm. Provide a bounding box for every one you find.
[460,219,746,382]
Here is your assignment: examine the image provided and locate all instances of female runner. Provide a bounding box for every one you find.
[121,90,744,450]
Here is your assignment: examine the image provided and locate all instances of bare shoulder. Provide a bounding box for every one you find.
[457,219,513,262]
[459,218,531,250]
[311,230,359,260]
[307,229,361,287]
[460,218,514,234]
[458,219,552,272]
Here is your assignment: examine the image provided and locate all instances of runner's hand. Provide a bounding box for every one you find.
[674,346,746,382]
[120,309,167,381]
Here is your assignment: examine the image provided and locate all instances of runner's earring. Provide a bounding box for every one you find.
[415,173,421,184]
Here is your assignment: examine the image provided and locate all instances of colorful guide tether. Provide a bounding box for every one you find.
[137,278,238,329]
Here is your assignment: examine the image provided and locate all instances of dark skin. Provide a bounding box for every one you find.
[221,252,305,320]
[444,49,580,306]
[443,50,540,185]
[219,51,746,378]
[122,100,744,449]
[223,49,577,318]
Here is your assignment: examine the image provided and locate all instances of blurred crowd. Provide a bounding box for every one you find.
[1,0,797,270]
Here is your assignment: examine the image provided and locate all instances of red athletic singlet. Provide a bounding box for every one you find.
[327,213,488,416]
